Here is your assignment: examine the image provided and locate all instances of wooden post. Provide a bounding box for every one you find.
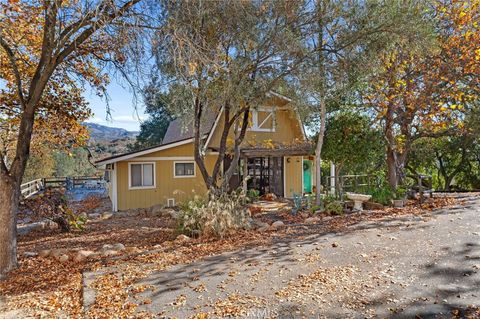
[418,175,424,204]
[242,157,248,193]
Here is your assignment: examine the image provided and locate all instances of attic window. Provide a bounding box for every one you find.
[129,163,155,189]
[250,109,275,132]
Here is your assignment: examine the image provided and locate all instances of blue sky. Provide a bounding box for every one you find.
[85,81,147,132]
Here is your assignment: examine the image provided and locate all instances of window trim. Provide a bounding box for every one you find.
[128,162,156,190]
[173,161,196,178]
[248,109,276,132]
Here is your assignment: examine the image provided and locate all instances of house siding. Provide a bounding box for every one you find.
[284,156,303,197]
[115,143,217,211]
[208,108,305,149]
[111,98,307,210]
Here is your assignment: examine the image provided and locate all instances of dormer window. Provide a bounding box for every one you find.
[250,109,275,132]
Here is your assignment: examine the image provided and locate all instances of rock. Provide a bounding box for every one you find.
[125,246,141,254]
[364,201,384,210]
[305,217,321,224]
[46,220,58,230]
[175,234,190,242]
[253,220,270,229]
[101,250,118,257]
[258,226,270,232]
[271,221,285,229]
[101,244,114,251]
[332,242,339,248]
[23,251,37,258]
[111,243,125,251]
[148,204,164,216]
[79,212,88,220]
[101,212,113,220]
[74,250,95,262]
[88,213,101,219]
[170,211,180,219]
[39,249,51,258]
[57,254,69,263]
[51,248,68,258]
[19,217,32,224]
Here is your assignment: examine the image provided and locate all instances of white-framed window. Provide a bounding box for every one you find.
[249,109,276,132]
[128,162,156,189]
[174,161,195,178]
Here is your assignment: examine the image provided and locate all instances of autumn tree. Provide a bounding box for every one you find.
[298,0,431,204]
[129,78,173,150]
[0,0,144,277]
[364,0,480,191]
[154,0,310,192]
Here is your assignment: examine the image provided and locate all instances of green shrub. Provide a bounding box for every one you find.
[395,186,407,199]
[325,201,344,215]
[177,190,251,238]
[368,186,394,206]
[246,189,260,201]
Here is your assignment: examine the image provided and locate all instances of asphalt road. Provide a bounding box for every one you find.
[97,195,480,318]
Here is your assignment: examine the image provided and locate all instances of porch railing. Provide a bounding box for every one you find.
[323,174,379,200]
[20,179,44,198]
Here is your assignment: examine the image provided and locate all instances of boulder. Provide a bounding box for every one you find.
[101,212,113,220]
[148,204,164,216]
[51,248,68,258]
[74,250,95,262]
[101,250,118,257]
[57,254,69,263]
[168,210,180,220]
[101,244,114,251]
[111,243,125,251]
[175,234,190,243]
[19,217,32,224]
[270,221,285,229]
[253,220,270,229]
[305,217,321,224]
[23,251,37,258]
[258,226,270,232]
[39,249,51,258]
[46,220,59,230]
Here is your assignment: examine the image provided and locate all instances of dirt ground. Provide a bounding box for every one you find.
[0,193,473,318]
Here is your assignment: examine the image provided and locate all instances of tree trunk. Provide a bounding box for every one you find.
[0,175,19,278]
[386,148,398,191]
[315,99,326,205]
[315,0,326,206]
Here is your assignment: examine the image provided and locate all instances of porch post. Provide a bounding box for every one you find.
[242,157,248,193]
[330,162,336,196]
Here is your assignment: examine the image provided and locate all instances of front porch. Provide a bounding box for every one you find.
[222,142,314,198]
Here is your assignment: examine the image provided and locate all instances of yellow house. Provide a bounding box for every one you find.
[96,92,314,211]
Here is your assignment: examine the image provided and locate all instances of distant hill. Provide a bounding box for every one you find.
[83,123,138,159]
[84,122,138,142]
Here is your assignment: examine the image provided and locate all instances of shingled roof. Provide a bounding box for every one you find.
[162,107,219,144]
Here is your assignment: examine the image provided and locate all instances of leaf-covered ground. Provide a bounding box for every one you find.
[1,194,478,318]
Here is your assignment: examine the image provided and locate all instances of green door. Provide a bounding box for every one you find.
[303,160,312,193]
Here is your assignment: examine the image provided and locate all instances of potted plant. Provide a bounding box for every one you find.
[391,186,407,207]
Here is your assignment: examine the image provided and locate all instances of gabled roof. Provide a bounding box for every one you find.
[95,91,302,165]
[162,106,219,144]
[95,137,197,165]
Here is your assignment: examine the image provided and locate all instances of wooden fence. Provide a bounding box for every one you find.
[20,176,104,198]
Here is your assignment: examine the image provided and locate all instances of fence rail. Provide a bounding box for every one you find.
[20,179,44,198]
[20,175,104,198]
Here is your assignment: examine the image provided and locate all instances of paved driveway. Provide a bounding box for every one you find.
[93,195,480,318]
